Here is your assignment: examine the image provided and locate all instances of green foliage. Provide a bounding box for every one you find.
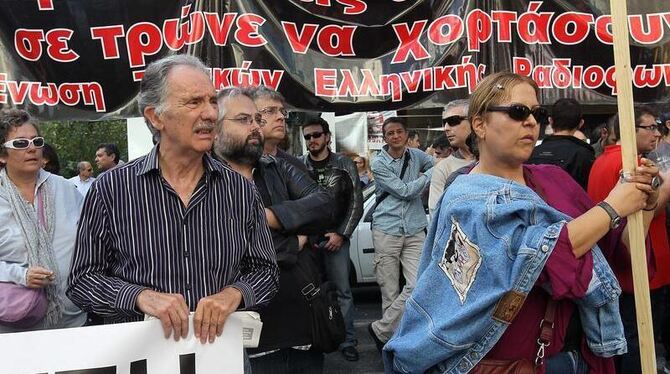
[40,120,128,179]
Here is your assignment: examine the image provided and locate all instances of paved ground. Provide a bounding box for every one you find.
[323,287,670,373]
[324,286,385,374]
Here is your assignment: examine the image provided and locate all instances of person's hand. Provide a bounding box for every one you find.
[265,208,282,229]
[425,146,435,157]
[623,158,660,210]
[136,290,189,341]
[604,178,650,218]
[25,266,54,288]
[297,235,308,251]
[193,287,242,344]
[324,232,344,251]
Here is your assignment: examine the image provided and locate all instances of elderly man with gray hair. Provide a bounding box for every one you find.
[68,55,279,348]
[67,161,95,196]
[428,99,476,216]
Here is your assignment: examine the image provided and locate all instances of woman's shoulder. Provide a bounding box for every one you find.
[524,164,581,189]
[45,173,83,203]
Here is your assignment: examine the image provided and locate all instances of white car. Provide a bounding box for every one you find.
[348,182,379,284]
[348,182,431,285]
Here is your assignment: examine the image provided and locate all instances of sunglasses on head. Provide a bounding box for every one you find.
[2,136,45,149]
[303,131,324,141]
[486,104,549,124]
[442,115,467,127]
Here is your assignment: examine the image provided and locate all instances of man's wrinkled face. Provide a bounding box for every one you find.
[215,95,265,165]
[80,162,93,178]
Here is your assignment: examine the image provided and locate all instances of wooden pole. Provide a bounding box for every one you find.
[608,1,657,372]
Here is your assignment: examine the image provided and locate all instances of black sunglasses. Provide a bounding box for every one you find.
[486,104,549,124]
[442,115,467,127]
[303,131,324,140]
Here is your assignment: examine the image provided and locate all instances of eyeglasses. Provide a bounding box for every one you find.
[223,114,266,127]
[2,136,45,149]
[636,124,659,132]
[442,115,467,127]
[259,106,288,117]
[303,131,324,140]
[486,104,549,124]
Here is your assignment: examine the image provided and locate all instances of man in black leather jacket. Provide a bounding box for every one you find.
[214,87,334,373]
[299,117,364,361]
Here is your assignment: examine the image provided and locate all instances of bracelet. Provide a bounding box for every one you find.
[643,203,658,211]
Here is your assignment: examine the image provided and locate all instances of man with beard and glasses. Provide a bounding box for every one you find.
[298,117,364,361]
[68,56,279,353]
[214,87,334,374]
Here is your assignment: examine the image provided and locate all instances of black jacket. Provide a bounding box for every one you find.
[527,135,595,190]
[249,154,334,352]
[299,151,363,238]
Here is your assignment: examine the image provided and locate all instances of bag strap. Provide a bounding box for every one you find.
[534,298,558,367]
[292,252,321,303]
[375,150,411,207]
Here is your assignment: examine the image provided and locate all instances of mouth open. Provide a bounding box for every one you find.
[194,127,214,138]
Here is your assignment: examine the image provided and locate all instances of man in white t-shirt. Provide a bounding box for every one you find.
[428,100,476,216]
[68,161,95,197]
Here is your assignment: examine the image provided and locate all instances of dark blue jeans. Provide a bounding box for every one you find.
[250,348,324,374]
[546,351,589,373]
[617,288,668,374]
[323,237,357,348]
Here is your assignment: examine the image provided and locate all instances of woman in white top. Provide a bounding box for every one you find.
[0,109,86,332]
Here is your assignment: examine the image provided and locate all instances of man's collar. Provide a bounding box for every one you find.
[137,144,224,177]
[381,144,410,161]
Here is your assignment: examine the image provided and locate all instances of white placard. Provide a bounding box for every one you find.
[0,313,244,374]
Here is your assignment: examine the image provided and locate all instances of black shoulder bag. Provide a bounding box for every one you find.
[292,249,346,353]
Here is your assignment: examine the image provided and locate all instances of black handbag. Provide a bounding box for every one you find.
[293,249,346,353]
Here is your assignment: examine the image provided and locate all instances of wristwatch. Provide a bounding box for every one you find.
[597,201,622,229]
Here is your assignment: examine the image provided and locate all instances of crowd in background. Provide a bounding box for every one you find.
[1,54,670,374]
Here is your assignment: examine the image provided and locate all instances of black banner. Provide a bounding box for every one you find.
[0,0,669,120]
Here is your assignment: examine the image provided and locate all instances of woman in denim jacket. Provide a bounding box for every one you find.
[383,72,660,374]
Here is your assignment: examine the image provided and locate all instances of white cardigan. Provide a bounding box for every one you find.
[0,170,87,331]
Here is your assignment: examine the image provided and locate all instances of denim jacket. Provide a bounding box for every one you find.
[383,172,625,374]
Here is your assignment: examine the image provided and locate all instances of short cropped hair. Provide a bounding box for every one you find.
[96,143,120,164]
[382,117,407,136]
[301,117,330,134]
[551,98,582,132]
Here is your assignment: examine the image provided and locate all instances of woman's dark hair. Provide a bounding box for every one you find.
[42,143,61,175]
[0,109,41,157]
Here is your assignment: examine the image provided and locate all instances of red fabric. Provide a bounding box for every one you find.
[483,164,615,374]
[587,145,670,290]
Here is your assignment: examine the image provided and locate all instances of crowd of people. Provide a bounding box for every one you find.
[1,54,669,374]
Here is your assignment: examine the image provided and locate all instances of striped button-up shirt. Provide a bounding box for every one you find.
[67,146,279,323]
